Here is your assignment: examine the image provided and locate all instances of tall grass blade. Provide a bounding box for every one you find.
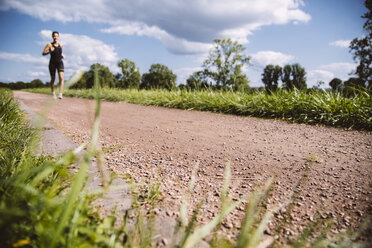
[51,68,102,247]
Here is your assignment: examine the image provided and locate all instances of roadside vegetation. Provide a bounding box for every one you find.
[26,86,372,131]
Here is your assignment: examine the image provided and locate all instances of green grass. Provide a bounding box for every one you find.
[26,87,372,131]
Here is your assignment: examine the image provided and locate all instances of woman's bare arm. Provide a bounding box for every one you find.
[60,44,64,58]
[42,43,52,56]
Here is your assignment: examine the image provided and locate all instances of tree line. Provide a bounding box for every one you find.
[68,39,309,92]
[70,62,177,90]
[261,64,368,95]
[0,79,46,90]
[70,38,251,91]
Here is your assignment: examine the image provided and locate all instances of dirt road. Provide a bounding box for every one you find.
[14,91,371,240]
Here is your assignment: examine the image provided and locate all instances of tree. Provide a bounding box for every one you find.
[186,70,210,90]
[281,63,307,90]
[312,81,325,91]
[329,78,342,91]
[261,64,282,91]
[114,73,121,86]
[30,79,45,88]
[343,77,366,96]
[13,81,26,90]
[0,82,7,88]
[140,64,176,90]
[282,65,292,90]
[117,59,141,89]
[203,38,250,88]
[349,0,372,89]
[344,77,365,88]
[232,74,250,92]
[72,63,114,89]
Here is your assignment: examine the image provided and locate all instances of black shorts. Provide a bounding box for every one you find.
[49,60,64,77]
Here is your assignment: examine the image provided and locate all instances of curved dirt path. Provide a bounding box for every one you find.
[14,91,371,241]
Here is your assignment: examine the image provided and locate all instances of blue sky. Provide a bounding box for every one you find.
[0,0,367,88]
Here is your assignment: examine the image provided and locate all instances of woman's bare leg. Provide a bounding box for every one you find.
[58,71,64,96]
[50,75,56,95]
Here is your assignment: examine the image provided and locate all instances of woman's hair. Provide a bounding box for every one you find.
[52,31,59,37]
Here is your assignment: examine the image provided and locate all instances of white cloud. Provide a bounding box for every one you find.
[0,51,48,65]
[39,30,119,74]
[307,70,334,87]
[307,62,357,88]
[319,62,355,75]
[250,51,295,66]
[101,24,213,55]
[27,71,47,77]
[1,0,311,54]
[173,67,203,85]
[329,40,351,48]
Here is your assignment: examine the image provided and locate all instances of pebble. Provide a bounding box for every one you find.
[161,238,168,246]
[320,193,328,198]
[223,222,233,229]
[237,206,245,211]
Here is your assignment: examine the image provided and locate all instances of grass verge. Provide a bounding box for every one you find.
[25,87,372,131]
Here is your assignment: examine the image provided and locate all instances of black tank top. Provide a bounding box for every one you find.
[50,43,63,63]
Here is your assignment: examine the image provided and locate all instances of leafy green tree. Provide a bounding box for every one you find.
[282,65,292,90]
[311,81,325,91]
[343,77,366,96]
[349,0,372,89]
[72,63,114,89]
[30,79,45,88]
[117,59,141,89]
[114,73,121,86]
[203,38,250,88]
[232,74,251,92]
[14,81,26,90]
[329,78,342,91]
[281,63,307,90]
[140,64,176,90]
[91,63,115,88]
[261,64,282,91]
[71,74,87,89]
[186,70,210,90]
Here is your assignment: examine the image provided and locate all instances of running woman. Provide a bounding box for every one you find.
[42,31,64,99]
